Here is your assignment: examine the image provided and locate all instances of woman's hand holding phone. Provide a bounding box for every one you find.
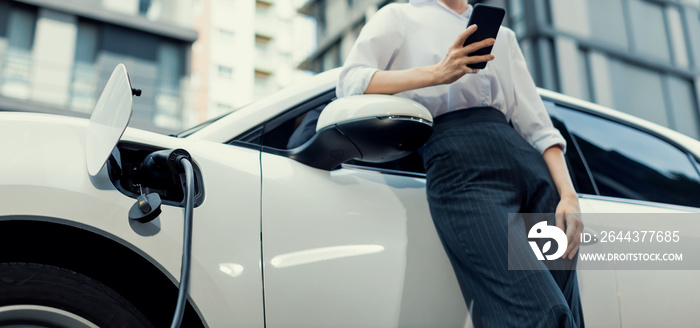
[364,25,496,95]
[431,25,495,85]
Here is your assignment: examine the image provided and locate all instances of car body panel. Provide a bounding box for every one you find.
[582,197,700,327]
[559,198,623,328]
[261,153,469,327]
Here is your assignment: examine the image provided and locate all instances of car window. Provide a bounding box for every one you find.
[260,91,335,149]
[558,106,700,208]
[261,104,324,149]
[547,105,597,195]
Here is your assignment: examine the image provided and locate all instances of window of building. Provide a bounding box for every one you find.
[255,34,272,44]
[587,50,615,108]
[0,1,10,38]
[70,21,99,113]
[577,48,592,101]
[535,38,559,91]
[154,41,184,129]
[549,0,629,48]
[255,33,273,59]
[256,0,273,10]
[138,0,161,20]
[665,6,689,68]
[608,59,668,127]
[254,68,273,99]
[0,6,37,100]
[218,28,234,38]
[666,76,700,139]
[628,0,671,62]
[587,0,629,48]
[218,65,233,79]
[679,0,700,7]
[690,8,700,69]
[255,69,271,80]
[557,106,700,208]
[139,0,152,15]
[507,0,526,36]
[322,45,340,71]
[317,0,327,37]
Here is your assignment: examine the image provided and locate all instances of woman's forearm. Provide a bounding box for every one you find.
[543,145,583,259]
[364,66,437,95]
[542,146,578,200]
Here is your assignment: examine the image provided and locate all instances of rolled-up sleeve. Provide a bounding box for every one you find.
[505,30,567,154]
[337,4,404,98]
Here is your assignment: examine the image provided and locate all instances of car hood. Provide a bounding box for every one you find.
[0,111,177,149]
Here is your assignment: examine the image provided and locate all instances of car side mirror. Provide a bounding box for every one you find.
[287,95,433,170]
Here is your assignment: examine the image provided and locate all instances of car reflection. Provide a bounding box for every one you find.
[218,263,244,278]
[270,245,385,268]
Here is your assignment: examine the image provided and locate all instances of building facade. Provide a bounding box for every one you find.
[299,0,700,139]
[191,0,316,121]
[298,0,392,73]
[0,0,316,132]
[0,0,197,133]
[514,0,700,139]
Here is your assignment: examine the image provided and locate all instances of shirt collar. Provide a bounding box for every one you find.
[409,0,473,20]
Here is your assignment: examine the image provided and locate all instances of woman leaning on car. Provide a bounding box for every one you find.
[336,0,585,327]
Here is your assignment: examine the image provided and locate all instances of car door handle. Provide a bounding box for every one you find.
[580,228,599,246]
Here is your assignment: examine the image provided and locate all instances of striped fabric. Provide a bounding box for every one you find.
[422,107,584,327]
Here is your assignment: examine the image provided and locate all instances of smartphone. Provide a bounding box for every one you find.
[463,4,506,69]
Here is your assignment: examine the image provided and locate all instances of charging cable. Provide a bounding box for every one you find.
[128,149,196,328]
[170,157,194,328]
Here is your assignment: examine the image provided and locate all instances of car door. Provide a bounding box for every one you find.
[253,92,472,328]
[552,101,700,327]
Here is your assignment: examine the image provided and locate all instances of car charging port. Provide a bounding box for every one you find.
[107,141,205,208]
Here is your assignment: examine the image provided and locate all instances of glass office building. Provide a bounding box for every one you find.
[512,0,700,139]
[299,0,700,139]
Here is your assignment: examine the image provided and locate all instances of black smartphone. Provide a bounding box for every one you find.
[463,4,506,69]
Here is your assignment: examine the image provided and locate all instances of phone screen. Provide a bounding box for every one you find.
[463,4,506,69]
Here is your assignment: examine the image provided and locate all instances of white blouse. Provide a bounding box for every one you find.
[336,0,566,154]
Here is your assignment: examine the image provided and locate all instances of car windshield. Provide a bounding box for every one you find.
[173,105,246,138]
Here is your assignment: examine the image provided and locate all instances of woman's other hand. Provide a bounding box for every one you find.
[555,195,583,260]
[543,145,583,260]
[431,25,496,85]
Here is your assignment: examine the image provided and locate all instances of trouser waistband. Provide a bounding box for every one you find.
[433,107,506,133]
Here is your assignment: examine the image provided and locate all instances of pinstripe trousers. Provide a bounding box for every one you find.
[422,107,584,328]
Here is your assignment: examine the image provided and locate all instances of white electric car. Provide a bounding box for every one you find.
[1,64,699,327]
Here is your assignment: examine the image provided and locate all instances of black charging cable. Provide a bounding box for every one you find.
[128,149,196,328]
[170,157,194,328]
